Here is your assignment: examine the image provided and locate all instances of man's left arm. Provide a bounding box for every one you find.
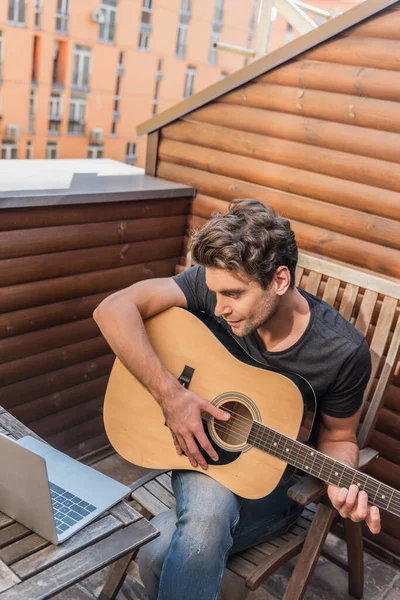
[317,409,381,534]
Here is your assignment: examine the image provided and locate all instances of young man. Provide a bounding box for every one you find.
[94,200,380,600]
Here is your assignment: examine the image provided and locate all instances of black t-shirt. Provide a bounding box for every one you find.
[173,266,371,431]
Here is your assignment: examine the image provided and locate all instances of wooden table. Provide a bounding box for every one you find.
[0,407,158,599]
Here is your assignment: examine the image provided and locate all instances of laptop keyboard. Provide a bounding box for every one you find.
[49,482,97,536]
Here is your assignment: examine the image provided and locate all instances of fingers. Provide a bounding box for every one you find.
[366,505,381,534]
[329,484,381,534]
[170,430,182,456]
[180,432,208,470]
[203,402,230,422]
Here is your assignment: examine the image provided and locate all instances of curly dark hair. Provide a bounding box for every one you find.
[190,199,298,288]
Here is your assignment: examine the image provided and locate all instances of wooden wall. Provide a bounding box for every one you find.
[152,3,400,561]
[0,196,190,462]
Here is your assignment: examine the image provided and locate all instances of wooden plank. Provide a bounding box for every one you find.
[166,118,400,194]
[0,237,183,287]
[131,487,171,516]
[13,376,109,425]
[321,277,340,306]
[1,355,114,410]
[302,271,322,295]
[0,516,14,532]
[222,82,400,133]
[158,162,400,279]
[0,524,30,550]
[0,215,186,260]
[0,412,43,442]
[145,131,160,176]
[355,290,378,337]
[144,481,176,509]
[0,257,179,314]
[0,533,49,567]
[0,292,110,339]
[190,103,400,165]
[108,502,142,526]
[338,283,359,321]
[0,560,20,594]
[1,519,158,600]
[0,338,109,388]
[0,198,190,231]
[32,398,103,439]
[155,473,173,494]
[12,515,122,580]
[159,138,400,228]
[47,416,105,451]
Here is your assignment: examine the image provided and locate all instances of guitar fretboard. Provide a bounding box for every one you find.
[249,422,400,517]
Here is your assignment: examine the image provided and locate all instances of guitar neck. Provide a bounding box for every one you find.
[249,422,400,517]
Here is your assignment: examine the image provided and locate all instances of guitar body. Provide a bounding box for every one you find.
[104,307,316,499]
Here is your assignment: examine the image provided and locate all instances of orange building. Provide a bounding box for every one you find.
[0,0,357,168]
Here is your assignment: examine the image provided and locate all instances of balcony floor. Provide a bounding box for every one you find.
[53,453,400,600]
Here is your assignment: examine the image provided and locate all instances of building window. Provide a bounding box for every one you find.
[46,141,58,159]
[26,140,33,159]
[139,0,152,51]
[176,0,191,59]
[68,96,86,135]
[111,120,117,135]
[72,45,91,89]
[176,23,188,59]
[2,140,18,159]
[48,93,62,134]
[88,144,104,159]
[208,31,219,66]
[8,0,26,25]
[99,0,117,43]
[284,24,294,44]
[152,59,163,116]
[125,142,137,164]
[56,0,69,34]
[28,89,36,134]
[34,0,41,28]
[183,66,195,98]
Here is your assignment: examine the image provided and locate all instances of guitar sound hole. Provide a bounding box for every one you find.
[214,401,253,447]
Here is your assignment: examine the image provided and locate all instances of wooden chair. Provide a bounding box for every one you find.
[99,250,400,600]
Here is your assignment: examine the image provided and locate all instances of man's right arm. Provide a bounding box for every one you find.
[93,277,229,469]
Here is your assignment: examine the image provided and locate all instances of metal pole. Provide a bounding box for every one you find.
[255,0,275,59]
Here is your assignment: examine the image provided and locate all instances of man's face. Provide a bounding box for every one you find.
[205,267,279,337]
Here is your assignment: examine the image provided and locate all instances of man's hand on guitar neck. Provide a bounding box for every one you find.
[160,388,230,470]
[327,483,381,534]
[318,409,381,535]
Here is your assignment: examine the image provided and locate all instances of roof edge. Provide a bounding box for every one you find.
[137,0,398,137]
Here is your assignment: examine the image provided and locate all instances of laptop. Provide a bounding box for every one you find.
[0,433,131,545]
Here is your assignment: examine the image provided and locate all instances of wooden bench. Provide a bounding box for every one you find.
[100,250,400,600]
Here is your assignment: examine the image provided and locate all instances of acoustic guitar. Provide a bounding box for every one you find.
[104,307,400,517]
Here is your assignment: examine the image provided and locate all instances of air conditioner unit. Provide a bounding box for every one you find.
[92,10,105,24]
[91,128,103,142]
[6,124,20,138]
[117,64,125,76]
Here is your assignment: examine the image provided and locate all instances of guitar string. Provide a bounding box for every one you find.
[199,411,400,510]
[200,404,395,504]
[205,418,400,511]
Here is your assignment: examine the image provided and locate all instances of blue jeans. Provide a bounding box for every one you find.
[138,469,303,600]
